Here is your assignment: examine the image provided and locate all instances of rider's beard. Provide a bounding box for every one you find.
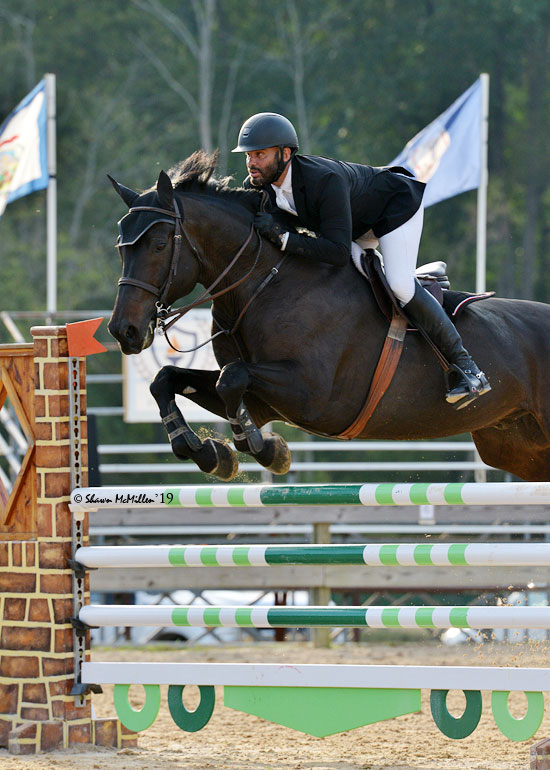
[248,153,281,187]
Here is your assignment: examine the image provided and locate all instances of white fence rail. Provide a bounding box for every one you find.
[96,440,489,476]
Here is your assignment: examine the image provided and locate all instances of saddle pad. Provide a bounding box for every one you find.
[443,290,495,319]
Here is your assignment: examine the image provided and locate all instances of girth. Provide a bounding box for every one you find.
[337,250,408,440]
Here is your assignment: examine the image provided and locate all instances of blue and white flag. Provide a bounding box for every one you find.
[390,78,482,207]
[0,79,48,218]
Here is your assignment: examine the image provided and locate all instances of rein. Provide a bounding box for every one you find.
[118,191,282,354]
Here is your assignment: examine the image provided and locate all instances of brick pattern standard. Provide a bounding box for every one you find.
[0,326,136,754]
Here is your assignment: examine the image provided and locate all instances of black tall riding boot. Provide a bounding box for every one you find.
[403,281,491,408]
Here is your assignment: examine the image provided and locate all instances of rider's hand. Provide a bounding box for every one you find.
[254,212,286,247]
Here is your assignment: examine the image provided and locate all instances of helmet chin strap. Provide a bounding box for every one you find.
[274,147,295,181]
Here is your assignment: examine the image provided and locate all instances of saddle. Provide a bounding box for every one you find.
[361,249,494,324]
[336,250,494,440]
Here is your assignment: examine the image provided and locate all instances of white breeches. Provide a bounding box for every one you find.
[353,203,424,305]
[377,203,424,304]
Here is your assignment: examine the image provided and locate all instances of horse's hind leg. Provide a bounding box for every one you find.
[472,414,550,481]
[150,365,238,481]
[215,360,291,475]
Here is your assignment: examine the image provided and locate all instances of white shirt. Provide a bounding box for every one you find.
[271,163,297,250]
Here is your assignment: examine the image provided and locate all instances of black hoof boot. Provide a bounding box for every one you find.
[197,439,238,481]
[254,432,292,475]
[229,401,263,454]
[445,361,491,410]
[162,399,203,460]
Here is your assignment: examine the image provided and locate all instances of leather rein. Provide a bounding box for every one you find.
[117,194,284,353]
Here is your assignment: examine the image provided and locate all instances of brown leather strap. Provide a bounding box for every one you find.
[160,190,271,331]
[229,254,288,336]
[161,224,259,332]
[336,309,407,440]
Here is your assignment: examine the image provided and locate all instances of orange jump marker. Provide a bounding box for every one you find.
[66,318,107,357]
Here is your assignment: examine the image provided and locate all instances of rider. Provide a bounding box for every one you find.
[232,111,491,407]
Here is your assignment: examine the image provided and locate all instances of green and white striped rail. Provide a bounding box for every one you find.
[79,604,550,629]
[74,542,550,568]
[69,481,550,510]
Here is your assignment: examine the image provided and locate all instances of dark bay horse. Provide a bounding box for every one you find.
[108,151,550,482]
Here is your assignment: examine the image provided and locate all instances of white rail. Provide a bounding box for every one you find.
[96,440,489,476]
[81,661,550,691]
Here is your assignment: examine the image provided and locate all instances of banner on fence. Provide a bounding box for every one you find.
[123,309,221,423]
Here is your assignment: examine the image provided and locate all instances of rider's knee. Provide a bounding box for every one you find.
[388,275,415,305]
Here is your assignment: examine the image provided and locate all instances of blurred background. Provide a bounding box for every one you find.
[3,0,550,648]
[1,0,549,311]
[2,0,550,487]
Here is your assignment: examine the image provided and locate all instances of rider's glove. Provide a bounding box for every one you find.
[254,212,286,248]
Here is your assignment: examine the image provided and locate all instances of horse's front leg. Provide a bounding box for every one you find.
[149,365,238,481]
[215,361,291,474]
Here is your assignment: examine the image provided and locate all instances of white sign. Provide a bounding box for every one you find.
[123,309,223,423]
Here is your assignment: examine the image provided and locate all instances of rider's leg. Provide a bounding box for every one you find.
[403,281,491,404]
[378,204,491,406]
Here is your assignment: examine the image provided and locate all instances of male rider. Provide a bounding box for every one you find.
[232,112,490,407]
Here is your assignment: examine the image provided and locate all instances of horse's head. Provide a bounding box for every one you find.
[107,170,202,354]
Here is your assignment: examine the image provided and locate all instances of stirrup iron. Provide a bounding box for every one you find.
[444,364,491,410]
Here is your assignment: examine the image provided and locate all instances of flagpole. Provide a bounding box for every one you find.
[475,73,489,293]
[45,73,57,321]
[474,73,490,484]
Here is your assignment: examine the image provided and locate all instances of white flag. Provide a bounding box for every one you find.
[0,79,48,218]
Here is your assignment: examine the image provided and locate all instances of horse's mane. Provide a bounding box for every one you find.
[165,149,262,214]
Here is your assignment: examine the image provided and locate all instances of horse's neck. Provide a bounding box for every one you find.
[186,196,278,307]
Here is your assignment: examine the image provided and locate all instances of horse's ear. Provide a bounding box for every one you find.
[157,170,174,209]
[107,174,139,208]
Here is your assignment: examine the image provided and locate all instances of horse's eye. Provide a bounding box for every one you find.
[154,241,167,252]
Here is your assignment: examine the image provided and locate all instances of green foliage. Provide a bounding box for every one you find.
[0,2,548,482]
[2,0,550,309]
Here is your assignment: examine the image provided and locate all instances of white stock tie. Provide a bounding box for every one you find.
[273,186,298,216]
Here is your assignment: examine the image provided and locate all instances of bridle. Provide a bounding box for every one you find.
[117,192,284,353]
[117,197,198,309]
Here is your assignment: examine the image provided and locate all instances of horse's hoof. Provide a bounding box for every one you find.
[255,432,291,475]
[171,435,193,461]
[207,438,239,481]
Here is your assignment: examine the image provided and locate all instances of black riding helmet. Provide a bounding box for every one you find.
[232,113,298,179]
[232,112,299,152]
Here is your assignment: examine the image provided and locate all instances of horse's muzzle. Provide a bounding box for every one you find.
[108,316,155,354]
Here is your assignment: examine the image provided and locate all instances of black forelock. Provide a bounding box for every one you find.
[145,149,262,215]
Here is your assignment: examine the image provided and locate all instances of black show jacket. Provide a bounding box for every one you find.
[244,154,425,266]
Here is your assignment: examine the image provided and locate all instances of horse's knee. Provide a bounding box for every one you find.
[150,365,178,401]
[216,362,250,414]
